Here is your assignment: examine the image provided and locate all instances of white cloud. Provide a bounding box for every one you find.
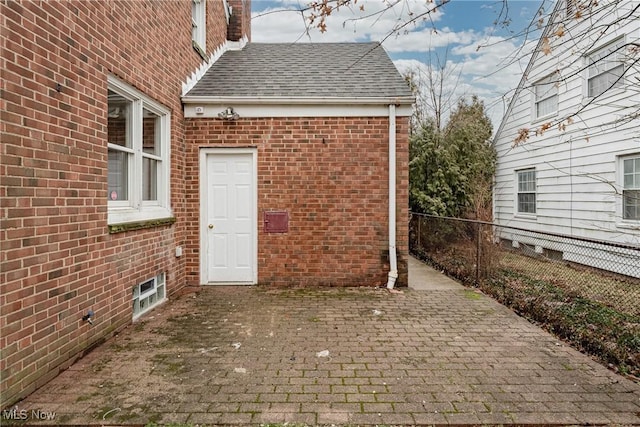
[392,33,534,130]
[251,0,538,130]
[382,26,478,52]
[252,0,444,45]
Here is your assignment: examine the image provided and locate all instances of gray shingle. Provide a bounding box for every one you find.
[186,43,413,99]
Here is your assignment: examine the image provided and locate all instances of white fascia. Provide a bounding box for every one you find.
[182,96,414,118]
[181,35,248,96]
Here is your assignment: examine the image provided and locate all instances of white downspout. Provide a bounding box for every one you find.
[386,104,398,289]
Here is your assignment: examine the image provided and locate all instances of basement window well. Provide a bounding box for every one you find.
[133,272,166,320]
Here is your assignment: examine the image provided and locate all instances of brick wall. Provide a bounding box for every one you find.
[1,0,407,409]
[227,0,252,42]
[0,0,233,408]
[185,116,409,287]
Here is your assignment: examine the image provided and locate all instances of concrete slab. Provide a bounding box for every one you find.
[408,255,464,290]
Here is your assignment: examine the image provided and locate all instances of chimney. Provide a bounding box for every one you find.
[227,0,251,42]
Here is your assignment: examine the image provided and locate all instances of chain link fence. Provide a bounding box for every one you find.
[409,212,640,378]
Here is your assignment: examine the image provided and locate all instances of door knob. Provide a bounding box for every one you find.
[208,224,214,229]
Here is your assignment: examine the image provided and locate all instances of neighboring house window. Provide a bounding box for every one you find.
[533,74,558,119]
[622,155,640,221]
[587,38,625,98]
[517,169,536,215]
[107,76,171,225]
[192,0,206,53]
[133,272,166,320]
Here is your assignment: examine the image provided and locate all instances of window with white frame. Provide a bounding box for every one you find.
[622,155,640,221]
[192,0,206,53]
[107,76,171,225]
[533,74,558,119]
[517,169,537,215]
[133,272,166,320]
[587,38,625,98]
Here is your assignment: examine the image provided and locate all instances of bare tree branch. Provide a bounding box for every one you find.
[253,0,639,138]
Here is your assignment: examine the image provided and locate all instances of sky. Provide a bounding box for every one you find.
[250,0,547,129]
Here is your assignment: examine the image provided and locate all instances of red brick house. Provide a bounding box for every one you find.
[0,0,412,407]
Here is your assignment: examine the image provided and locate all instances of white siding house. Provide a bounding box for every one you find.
[493,0,640,277]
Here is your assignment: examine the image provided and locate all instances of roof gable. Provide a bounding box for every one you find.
[493,1,563,140]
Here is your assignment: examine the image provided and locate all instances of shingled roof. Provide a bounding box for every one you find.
[185,42,413,101]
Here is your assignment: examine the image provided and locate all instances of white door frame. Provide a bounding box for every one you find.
[199,147,258,285]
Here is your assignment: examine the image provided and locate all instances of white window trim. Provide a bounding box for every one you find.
[107,76,172,225]
[584,36,626,100]
[531,73,558,122]
[617,153,640,229]
[192,0,206,52]
[515,168,537,218]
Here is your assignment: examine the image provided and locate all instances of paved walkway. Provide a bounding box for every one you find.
[10,257,640,425]
[408,256,463,291]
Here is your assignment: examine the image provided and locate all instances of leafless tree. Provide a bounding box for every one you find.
[508,0,640,144]
[404,46,465,132]
[254,0,640,139]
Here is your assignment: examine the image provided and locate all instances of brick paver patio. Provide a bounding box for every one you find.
[10,268,640,425]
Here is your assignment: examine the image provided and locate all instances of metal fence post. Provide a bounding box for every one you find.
[418,215,422,252]
[476,222,481,283]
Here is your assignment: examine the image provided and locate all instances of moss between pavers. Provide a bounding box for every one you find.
[258,424,309,427]
[463,289,482,300]
[415,250,640,379]
[489,269,640,378]
[145,422,193,427]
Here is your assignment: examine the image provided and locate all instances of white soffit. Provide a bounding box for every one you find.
[183,100,414,118]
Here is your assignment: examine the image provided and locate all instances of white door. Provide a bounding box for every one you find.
[200,149,256,284]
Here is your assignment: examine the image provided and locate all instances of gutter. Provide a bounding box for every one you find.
[386,104,398,289]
